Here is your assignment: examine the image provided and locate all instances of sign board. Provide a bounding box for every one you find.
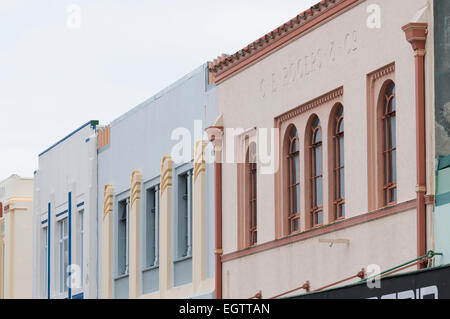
[291,265,450,299]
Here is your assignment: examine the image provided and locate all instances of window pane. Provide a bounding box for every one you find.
[338,118,344,133]
[293,218,300,232]
[339,137,344,167]
[315,146,322,175]
[391,150,397,183]
[384,154,389,184]
[294,155,300,184]
[391,188,397,202]
[315,129,322,143]
[146,189,156,267]
[316,177,323,207]
[294,185,300,213]
[340,168,345,199]
[317,211,323,225]
[390,116,396,148]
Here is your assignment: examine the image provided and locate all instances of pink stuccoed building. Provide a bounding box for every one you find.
[207,0,443,299]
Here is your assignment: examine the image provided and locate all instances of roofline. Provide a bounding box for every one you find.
[111,63,209,127]
[38,120,99,158]
[0,174,33,185]
[209,0,363,84]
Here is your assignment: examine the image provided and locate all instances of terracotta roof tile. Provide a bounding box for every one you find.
[210,0,353,82]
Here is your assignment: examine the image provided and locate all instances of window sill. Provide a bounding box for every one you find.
[174,256,192,264]
[224,199,416,263]
[142,265,159,272]
[114,273,129,281]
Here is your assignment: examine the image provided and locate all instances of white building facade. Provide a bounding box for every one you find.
[32,121,99,299]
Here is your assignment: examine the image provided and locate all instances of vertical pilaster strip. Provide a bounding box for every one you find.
[129,170,142,299]
[102,185,114,299]
[193,141,207,287]
[159,155,173,297]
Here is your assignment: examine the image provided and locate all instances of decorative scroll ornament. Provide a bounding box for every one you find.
[194,140,207,182]
[160,155,173,195]
[130,170,142,208]
[103,184,114,220]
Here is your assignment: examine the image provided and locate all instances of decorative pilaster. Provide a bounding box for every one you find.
[102,184,114,299]
[402,22,428,269]
[205,124,224,299]
[193,141,207,286]
[159,156,173,297]
[129,170,142,299]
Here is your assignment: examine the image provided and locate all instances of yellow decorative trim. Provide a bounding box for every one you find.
[103,184,114,220]
[130,170,142,208]
[160,155,173,195]
[4,197,33,204]
[194,141,207,182]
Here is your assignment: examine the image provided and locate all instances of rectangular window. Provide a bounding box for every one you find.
[42,226,48,297]
[117,198,129,276]
[58,218,69,293]
[177,170,192,259]
[146,186,160,268]
[79,210,84,287]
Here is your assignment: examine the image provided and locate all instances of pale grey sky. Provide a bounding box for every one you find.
[0,0,318,181]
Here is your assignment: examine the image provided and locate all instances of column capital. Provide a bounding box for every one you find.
[402,22,428,53]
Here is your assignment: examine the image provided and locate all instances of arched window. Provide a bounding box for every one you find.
[310,117,323,227]
[286,126,300,234]
[382,82,397,205]
[246,142,257,247]
[333,105,345,220]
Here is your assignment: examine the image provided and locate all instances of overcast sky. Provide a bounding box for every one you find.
[0,0,318,181]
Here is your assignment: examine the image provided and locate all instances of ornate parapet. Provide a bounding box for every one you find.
[103,184,114,220]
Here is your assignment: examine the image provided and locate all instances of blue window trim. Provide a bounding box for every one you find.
[47,203,51,300]
[56,210,68,218]
[68,192,72,300]
[77,202,85,208]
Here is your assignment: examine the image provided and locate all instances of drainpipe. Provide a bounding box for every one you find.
[402,22,428,269]
[206,126,224,299]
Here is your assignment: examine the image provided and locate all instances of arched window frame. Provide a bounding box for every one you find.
[245,142,257,247]
[309,116,324,228]
[285,125,301,235]
[328,104,345,222]
[379,81,397,206]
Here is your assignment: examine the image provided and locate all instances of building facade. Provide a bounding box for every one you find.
[98,63,217,299]
[32,121,99,299]
[209,0,441,299]
[0,175,33,299]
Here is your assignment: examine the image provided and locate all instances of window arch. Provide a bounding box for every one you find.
[308,116,323,228]
[330,104,345,221]
[245,142,257,247]
[380,81,397,206]
[286,126,300,234]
